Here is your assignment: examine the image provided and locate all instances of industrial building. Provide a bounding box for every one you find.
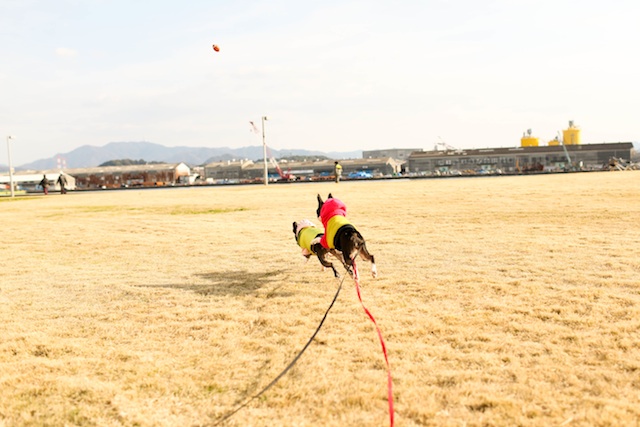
[407,142,633,175]
[407,122,634,175]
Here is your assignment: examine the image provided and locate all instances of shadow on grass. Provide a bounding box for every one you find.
[139,269,291,297]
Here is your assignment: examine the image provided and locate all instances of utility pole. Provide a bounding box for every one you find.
[6,135,15,198]
[262,116,268,186]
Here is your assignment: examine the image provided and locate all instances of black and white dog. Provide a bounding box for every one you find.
[316,194,377,278]
[292,219,345,278]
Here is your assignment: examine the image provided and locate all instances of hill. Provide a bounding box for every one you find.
[7,142,362,171]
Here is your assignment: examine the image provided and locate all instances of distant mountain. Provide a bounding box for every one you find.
[10,141,362,171]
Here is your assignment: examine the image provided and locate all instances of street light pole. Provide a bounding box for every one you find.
[6,135,15,198]
[261,116,268,186]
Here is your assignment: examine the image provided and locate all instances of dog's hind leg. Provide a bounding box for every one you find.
[330,248,353,277]
[358,244,377,278]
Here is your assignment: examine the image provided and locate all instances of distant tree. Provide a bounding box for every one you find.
[256,155,330,163]
[99,159,164,167]
[99,159,144,166]
[279,155,329,162]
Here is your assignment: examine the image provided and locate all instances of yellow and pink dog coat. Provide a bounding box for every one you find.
[295,219,324,256]
[318,198,355,251]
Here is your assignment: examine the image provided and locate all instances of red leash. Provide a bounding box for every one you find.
[352,260,394,427]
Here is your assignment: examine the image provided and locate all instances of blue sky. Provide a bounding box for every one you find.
[1,0,638,165]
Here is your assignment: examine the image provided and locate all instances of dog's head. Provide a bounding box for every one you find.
[316,193,333,218]
[293,219,316,239]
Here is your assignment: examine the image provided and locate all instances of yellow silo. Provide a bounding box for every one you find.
[562,120,581,145]
[520,129,539,147]
[548,137,560,146]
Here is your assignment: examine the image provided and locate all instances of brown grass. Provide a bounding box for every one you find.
[1,172,639,426]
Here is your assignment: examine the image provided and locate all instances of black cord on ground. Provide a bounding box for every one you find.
[212,274,348,426]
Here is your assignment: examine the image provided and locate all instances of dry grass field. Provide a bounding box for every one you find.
[1,172,639,427]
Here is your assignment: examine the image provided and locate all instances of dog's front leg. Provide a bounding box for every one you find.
[313,244,340,278]
[318,254,340,278]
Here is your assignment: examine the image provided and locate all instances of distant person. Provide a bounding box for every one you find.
[334,161,342,183]
[57,173,68,194]
[39,174,50,195]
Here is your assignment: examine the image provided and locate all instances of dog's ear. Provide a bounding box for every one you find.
[327,193,333,199]
[316,194,324,218]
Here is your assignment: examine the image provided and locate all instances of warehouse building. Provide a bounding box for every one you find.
[203,160,255,183]
[66,163,191,189]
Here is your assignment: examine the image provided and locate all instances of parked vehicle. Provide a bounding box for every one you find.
[348,171,373,179]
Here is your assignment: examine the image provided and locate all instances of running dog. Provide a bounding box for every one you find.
[293,219,344,278]
[316,194,377,278]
